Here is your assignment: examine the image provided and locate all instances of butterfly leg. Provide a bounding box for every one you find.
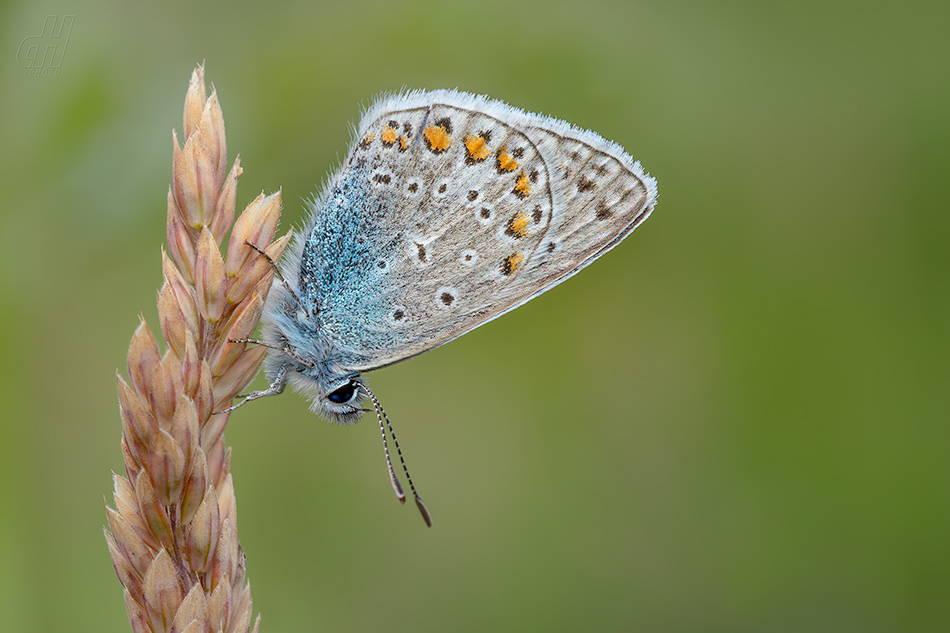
[214,364,287,414]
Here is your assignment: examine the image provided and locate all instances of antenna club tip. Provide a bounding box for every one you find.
[389,471,406,502]
[392,484,406,503]
[415,496,433,528]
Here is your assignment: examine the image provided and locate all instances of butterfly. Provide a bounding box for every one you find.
[231,90,657,525]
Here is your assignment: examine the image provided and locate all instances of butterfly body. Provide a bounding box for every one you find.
[258,89,657,424]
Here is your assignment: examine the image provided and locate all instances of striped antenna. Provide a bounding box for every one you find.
[362,383,433,527]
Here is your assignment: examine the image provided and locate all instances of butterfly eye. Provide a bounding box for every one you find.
[327,382,358,404]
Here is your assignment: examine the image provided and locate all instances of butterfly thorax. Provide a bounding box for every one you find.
[261,276,367,424]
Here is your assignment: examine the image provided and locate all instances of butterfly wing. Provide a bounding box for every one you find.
[297,90,657,373]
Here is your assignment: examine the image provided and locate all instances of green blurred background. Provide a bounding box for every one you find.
[1,1,947,631]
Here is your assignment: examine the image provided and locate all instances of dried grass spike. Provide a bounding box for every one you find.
[106,65,284,632]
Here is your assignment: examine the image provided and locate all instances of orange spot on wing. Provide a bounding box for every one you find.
[424,125,452,152]
[381,127,398,145]
[496,146,519,172]
[464,134,490,161]
[501,252,525,276]
[399,136,409,150]
[513,172,531,198]
[505,212,530,239]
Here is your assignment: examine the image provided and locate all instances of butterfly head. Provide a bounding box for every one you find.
[312,376,368,424]
[264,351,368,425]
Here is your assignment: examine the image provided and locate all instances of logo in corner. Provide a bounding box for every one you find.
[17,15,75,77]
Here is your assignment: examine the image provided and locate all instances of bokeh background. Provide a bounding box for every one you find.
[1,1,947,631]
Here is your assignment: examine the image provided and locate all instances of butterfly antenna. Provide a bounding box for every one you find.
[244,240,309,318]
[363,385,405,504]
[363,384,433,527]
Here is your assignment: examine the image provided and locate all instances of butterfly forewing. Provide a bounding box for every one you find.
[303,90,655,372]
